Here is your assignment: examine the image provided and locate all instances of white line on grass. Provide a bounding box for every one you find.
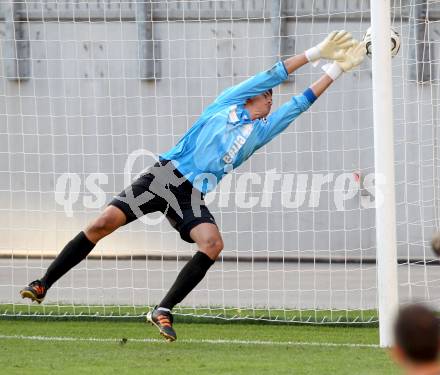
[0,334,379,348]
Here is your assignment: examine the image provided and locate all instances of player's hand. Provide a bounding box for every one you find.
[321,40,366,81]
[336,40,366,72]
[305,30,355,63]
[318,30,355,60]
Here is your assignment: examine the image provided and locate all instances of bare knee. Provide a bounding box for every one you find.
[198,236,224,260]
[190,223,224,260]
[86,214,121,241]
[85,206,126,242]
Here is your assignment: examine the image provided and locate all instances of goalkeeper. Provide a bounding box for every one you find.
[20,31,365,342]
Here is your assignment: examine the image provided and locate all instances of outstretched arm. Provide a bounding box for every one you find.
[213,30,355,106]
[213,61,289,106]
[309,73,334,98]
[282,53,308,75]
[254,41,367,146]
[310,41,367,98]
[282,30,354,75]
[282,30,358,96]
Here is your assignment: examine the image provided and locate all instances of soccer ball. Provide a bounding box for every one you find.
[363,27,401,58]
[431,232,440,256]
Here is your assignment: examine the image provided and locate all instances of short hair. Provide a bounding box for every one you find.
[394,304,440,363]
[247,89,272,102]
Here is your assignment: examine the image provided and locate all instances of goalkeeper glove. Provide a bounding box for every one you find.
[305,30,355,65]
[322,40,367,81]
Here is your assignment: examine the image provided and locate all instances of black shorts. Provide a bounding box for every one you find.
[108,159,217,243]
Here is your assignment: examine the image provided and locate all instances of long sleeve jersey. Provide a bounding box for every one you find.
[161,61,317,194]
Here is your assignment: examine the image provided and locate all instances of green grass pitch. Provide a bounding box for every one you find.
[0,319,399,374]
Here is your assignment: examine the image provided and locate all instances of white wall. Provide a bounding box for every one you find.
[0,2,438,260]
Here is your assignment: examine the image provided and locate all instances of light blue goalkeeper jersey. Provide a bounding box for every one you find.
[160,61,317,193]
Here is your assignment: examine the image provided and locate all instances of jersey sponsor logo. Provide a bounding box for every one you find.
[223,135,246,164]
[223,106,255,164]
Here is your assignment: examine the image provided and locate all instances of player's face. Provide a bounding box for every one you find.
[250,92,273,118]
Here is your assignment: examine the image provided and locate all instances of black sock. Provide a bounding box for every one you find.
[159,251,215,310]
[41,231,95,289]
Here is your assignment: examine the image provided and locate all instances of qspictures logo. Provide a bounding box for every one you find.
[55,149,383,223]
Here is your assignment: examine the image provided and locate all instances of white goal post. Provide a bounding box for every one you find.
[370,0,399,348]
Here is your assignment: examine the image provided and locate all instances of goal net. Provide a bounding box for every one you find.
[1,0,439,323]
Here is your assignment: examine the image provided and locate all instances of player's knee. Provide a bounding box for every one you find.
[199,236,224,259]
[87,211,123,239]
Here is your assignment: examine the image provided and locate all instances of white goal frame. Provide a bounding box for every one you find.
[371,0,399,348]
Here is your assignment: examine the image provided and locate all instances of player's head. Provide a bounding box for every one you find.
[392,304,440,373]
[245,89,273,119]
